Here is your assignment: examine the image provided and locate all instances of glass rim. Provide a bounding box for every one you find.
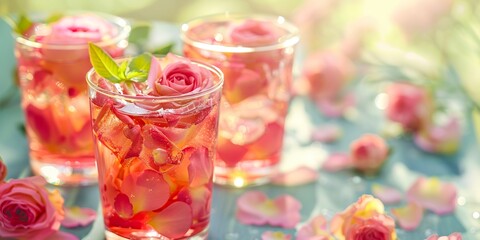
[14,11,131,50]
[86,56,224,102]
[180,13,300,53]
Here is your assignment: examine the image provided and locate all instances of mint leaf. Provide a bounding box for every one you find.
[152,43,175,55]
[118,61,128,80]
[88,43,121,83]
[128,24,150,46]
[46,13,64,24]
[15,14,33,35]
[125,53,151,82]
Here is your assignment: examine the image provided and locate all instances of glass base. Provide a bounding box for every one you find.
[105,225,209,240]
[30,158,97,186]
[213,165,275,187]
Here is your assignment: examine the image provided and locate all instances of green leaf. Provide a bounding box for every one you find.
[118,61,128,80]
[125,71,148,82]
[46,13,64,24]
[152,43,175,55]
[15,14,33,35]
[128,53,152,72]
[88,43,121,83]
[128,24,151,46]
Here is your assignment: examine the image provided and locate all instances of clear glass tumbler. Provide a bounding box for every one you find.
[14,12,130,185]
[182,14,300,187]
[87,55,223,239]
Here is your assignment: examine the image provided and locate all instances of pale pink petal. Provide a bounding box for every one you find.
[48,231,79,240]
[321,153,351,172]
[391,202,424,231]
[147,56,162,89]
[296,215,333,240]
[121,169,170,213]
[311,124,342,143]
[188,146,213,187]
[61,207,97,228]
[426,232,463,240]
[414,117,461,155]
[148,201,193,239]
[316,94,355,118]
[271,166,318,186]
[236,191,302,229]
[371,184,403,204]
[262,231,292,240]
[407,177,457,215]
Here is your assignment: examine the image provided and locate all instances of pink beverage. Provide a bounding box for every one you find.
[14,13,129,185]
[87,54,223,239]
[182,14,299,186]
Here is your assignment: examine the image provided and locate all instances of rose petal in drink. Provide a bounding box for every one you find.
[216,137,248,167]
[223,66,264,104]
[142,124,185,172]
[114,193,133,219]
[25,104,56,143]
[148,201,193,239]
[188,146,213,187]
[247,122,284,159]
[121,169,170,213]
[178,186,212,221]
[123,125,143,160]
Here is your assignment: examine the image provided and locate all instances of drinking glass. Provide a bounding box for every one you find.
[181,14,299,187]
[14,12,130,185]
[87,55,223,239]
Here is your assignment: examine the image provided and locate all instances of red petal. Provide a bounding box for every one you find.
[148,202,193,238]
[121,170,170,213]
[114,193,133,218]
[188,147,213,187]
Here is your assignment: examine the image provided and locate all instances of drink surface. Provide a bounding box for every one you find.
[87,55,222,239]
[15,13,128,184]
[183,16,298,185]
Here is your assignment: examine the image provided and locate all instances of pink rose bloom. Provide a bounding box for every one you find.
[0,157,7,182]
[350,134,389,173]
[229,19,280,46]
[39,15,118,45]
[331,195,397,240]
[302,51,354,102]
[0,176,65,240]
[148,56,214,96]
[386,82,433,132]
[427,232,462,240]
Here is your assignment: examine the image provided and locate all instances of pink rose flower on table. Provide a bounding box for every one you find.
[386,82,433,132]
[427,232,462,240]
[148,54,214,97]
[0,176,65,240]
[350,134,389,174]
[330,195,397,240]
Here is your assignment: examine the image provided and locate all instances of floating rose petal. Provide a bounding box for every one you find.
[121,169,170,213]
[270,166,318,186]
[407,177,457,215]
[188,146,213,187]
[371,184,403,204]
[391,202,424,231]
[321,153,351,172]
[114,193,133,219]
[262,231,292,240]
[427,232,463,240]
[311,124,342,143]
[48,231,79,240]
[296,214,333,240]
[236,191,301,229]
[61,207,97,228]
[148,201,193,239]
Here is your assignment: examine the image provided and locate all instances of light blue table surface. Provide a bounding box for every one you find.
[1,19,480,240]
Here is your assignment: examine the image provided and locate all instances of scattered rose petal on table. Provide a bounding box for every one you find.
[407,177,457,215]
[413,117,461,155]
[371,183,403,204]
[311,124,342,143]
[426,232,463,240]
[391,202,424,231]
[321,152,351,172]
[261,231,292,240]
[296,214,333,240]
[236,191,302,229]
[270,166,318,186]
[61,206,97,228]
[316,94,355,118]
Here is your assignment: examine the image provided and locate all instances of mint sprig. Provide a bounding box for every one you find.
[88,43,152,84]
[15,14,33,35]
